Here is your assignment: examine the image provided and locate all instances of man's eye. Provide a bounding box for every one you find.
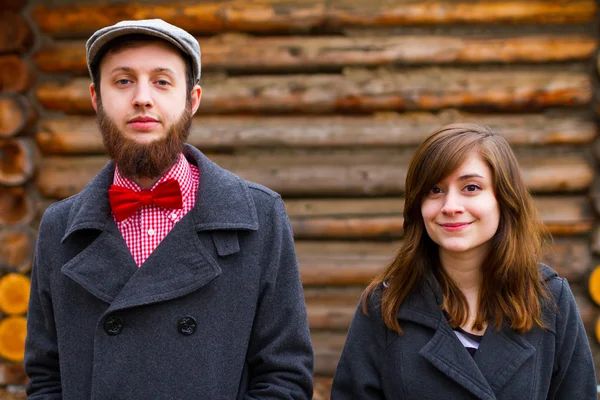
[156,80,170,86]
[116,79,130,85]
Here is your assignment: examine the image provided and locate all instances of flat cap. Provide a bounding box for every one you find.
[86,19,201,83]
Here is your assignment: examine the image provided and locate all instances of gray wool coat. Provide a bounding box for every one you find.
[331,264,596,399]
[25,144,314,400]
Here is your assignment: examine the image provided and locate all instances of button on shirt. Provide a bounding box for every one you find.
[113,154,199,267]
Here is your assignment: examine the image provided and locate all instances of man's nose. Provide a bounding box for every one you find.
[132,82,154,108]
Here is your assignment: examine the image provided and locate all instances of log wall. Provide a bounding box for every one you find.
[1,0,599,398]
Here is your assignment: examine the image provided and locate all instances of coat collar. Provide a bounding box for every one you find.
[60,145,258,312]
[61,144,259,243]
[397,269,549,400]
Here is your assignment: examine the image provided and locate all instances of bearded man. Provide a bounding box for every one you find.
[24,19,313,399]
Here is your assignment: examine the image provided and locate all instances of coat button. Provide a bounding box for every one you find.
[177,316,197,336]
[104,316,124,336]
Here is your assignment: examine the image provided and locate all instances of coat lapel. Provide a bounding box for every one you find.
[399,282,496,400]
[473,323,536,393]
[59,145,259,310]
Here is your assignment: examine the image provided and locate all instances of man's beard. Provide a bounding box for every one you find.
[97,101,193,180]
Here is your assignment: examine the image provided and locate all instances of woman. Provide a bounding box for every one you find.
[331,123,596,399]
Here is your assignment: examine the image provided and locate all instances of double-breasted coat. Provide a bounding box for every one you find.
[25,145,314,399]
[331,265,596,399]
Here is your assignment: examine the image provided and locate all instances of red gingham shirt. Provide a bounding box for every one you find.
[112,153,199,267]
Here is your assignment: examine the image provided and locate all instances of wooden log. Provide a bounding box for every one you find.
[0,186,37,226]
[34,33,597,74]
[0,56,34,93]
[35,110,596,154]
[1,0,28,11]
[31,1,597,38]
[0,94,36,138]
[36,152,594,199]
[0,138,39,186]
[0,226,36,274]
[589,266,600,306]
[0,12,33,54]
[298,237,591,286]
[0,388,26,400]
[327,0,597,27]
[0,273,30,315]
[313,376,333,400]
[36,68,592,114]
[311,330,347,376]
[0,316,26,361]
[0,362,27,386]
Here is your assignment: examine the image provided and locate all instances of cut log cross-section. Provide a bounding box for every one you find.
[0,273,30,315]
[0,138,39,186]
[0,186,37,226]
[31,0,597,37]
[0,12,33,54]
[34,34,597,74]
[0,316,26,362]
[36,152,594,199]
[0,94,36,138]
[36,69,592,114]
[36,111,597,154]
[0,226,36,274]
[0,56,34,93]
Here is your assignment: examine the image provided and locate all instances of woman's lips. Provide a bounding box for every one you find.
[439,222,472,231]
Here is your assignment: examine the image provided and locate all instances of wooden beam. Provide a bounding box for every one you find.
[0,94,36,138]
[297,236,592,286]
[34,33,597,74]
[0,56,34,93]
[35,152,594,199]
[36,68,591,114]
[0,12,33,54]
[31,0,597,38]
[35,111,596,154]
[0,138,39,186]
[0,361,27,386]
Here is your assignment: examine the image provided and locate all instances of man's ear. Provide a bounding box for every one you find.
[90,83,98,112]
[190,85,202,115]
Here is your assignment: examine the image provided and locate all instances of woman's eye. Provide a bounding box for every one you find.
[464,184,481,192]
[430,186,443,194]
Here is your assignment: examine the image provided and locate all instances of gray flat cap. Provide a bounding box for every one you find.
[86,19,201,83]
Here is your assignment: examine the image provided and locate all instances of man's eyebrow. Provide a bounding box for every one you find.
[108,67,177,75]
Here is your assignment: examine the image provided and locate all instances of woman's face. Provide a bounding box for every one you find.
[420,151,500,261]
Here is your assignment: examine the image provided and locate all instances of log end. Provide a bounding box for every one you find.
[0,95,36,138]
[0,273,30,315]
[0,139,39,186]
[0,316,26,362]
[588,266,600,306]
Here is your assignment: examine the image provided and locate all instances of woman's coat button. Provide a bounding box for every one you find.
[104,316,124,336]
[177,316,197,336]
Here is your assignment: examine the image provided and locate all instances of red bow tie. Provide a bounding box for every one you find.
[108,179,183,222]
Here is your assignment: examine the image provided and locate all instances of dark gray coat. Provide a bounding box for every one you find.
[331,265,596,399]
[25,145,313,400]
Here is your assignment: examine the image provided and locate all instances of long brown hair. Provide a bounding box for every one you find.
[363,123,550,334]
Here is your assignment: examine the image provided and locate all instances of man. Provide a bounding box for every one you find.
[25,19,313,399]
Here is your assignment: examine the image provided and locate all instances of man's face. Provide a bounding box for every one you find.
[90,40,201,180]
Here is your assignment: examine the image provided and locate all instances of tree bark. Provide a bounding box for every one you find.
[36,110,596,154]
[0,94,36,138]
[34,33,597,74]
[36,68,592,114]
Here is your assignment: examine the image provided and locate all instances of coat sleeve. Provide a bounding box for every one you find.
[24,215,63,398]
[548,278,597,399]
[331,290,387,399]
[244,197,313,400]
